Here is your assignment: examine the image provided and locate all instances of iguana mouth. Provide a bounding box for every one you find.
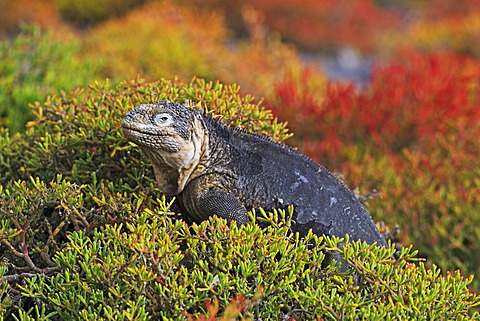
[121,125,169,138]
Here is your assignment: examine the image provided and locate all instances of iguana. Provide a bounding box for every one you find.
[122,101,387,249]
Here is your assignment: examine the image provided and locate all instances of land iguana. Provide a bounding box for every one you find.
[121,101,387,250]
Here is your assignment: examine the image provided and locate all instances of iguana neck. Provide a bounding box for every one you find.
[145,111,209,196]
[176,112,210,193]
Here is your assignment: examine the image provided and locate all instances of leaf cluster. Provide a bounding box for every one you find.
[2,205,479,320]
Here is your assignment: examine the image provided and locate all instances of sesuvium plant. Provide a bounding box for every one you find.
[0,77,479,320]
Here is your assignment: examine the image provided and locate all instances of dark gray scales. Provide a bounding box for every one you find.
[122,101,387,248]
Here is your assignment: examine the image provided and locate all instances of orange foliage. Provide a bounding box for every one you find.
[0,0,72,38]
[404,0,480,19]
[183,0,400,53]
[82,1,228,81]
[80,1,328,103]
[267,51,480,287]
[384,11,480,56]
[270,50,480,161]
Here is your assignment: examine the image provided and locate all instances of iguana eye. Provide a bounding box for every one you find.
[154,113,173,126]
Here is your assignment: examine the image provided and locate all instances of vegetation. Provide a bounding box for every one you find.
[0,78,478,320]
[181,0,400,53]
[53,0,146,26]
[1,0,479,319]
[268,50,480,289]
[0,25,99,133]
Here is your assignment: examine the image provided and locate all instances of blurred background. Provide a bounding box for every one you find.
[1,0,479,290]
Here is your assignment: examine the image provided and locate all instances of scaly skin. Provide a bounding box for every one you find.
[122,101,387,248]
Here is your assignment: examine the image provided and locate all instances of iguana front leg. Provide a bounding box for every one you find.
[178,175,248,226]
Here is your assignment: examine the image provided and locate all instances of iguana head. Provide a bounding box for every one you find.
[122,101,208,195]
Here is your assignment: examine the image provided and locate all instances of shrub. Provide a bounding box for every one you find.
[182,0,400,53]
[0,24,100,133]
[52,0,146,27]
[0,76,289,186]
[1,77,479,319]
[383,11,480,57]
[0,0,67,35]
[267,50,480,290]
[81,0,328,105]
[215,36,327,105]
[272,50,480,157]
[6,207,480,320]
[81,1,228,82]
